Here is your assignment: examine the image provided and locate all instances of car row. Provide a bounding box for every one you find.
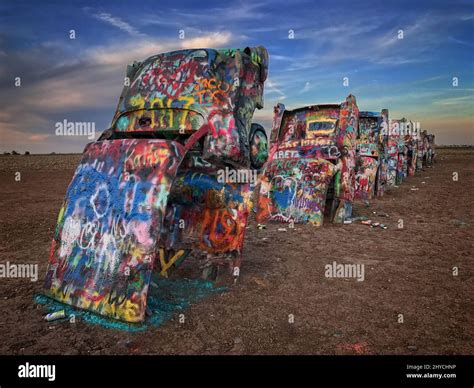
[256,96,435,226]
[42,47,435,323]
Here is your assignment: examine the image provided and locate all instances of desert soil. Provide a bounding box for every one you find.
[0,148,472,355]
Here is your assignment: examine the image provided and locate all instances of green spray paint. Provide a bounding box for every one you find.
[334,171,341,197]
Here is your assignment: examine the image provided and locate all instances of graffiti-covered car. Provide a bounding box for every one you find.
[387,118,407,187]
[416,129,427,172]
[417,129,435,169]
[256,95,359,226]
[354,109,389,200]
[426,133,436,166]
[43,47,269,323]
[403,119,419,177]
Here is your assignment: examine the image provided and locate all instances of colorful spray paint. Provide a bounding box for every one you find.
[44,139,184,322]
[44,47,269,323]
[403,119,419,177]
[417,130,435,169]
[355,109,389,200]
[387,118,407,187]
[416,130,427,172]
[256,95,359,225]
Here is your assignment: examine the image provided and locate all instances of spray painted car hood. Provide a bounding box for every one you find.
[271,105,343,160]
[44,139,184,322]
[107,47,269,168]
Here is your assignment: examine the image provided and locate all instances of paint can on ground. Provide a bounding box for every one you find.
[44,310,66,322]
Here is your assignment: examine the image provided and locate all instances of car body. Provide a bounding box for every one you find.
[387,118,407,186]
[401,118,419,177]
[426,133,436,166]
[43,47,269,322]
[256,95,359,226]
[354,109,389,200]
[416,130,427,172]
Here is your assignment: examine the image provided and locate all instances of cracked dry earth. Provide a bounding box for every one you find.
[0,148,472,355]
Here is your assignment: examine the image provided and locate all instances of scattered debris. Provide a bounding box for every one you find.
[257,224,267,230]
[277,228,287,232]
[351,216,369,221]
[44,310,66,322]
[360,220,387,229]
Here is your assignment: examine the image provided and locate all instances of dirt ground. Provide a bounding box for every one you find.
[0,148,472,355]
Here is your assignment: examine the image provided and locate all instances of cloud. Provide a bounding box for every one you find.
[92,12,145,37]
[0,30,237,153]
[1,1,473,150]
[301,81,310,93]
[88,32,234,66]
[172,2,269,22]
[184,32,233,49]
[0,127,50,145]
[433,95,474,106]
[87,40,173,66]
[265,78,287,100]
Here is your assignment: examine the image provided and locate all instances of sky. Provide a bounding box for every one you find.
[0,0,473,153]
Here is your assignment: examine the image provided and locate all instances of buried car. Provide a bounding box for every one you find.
[416,129,435,171]
[43,47,269,323]
[403,119,419,177]
[416,130,427,172]
[256,95,359,226]
[354,109,389,200]
[426,132,436,166]
[387,118,408,187]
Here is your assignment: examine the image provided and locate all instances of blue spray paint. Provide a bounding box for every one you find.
[35,275,226,332]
